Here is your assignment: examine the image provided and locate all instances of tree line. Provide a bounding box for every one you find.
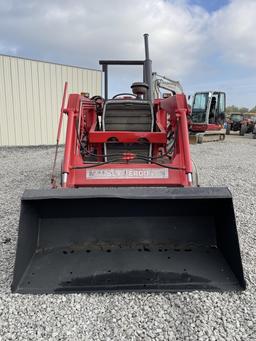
[226,105,256,113]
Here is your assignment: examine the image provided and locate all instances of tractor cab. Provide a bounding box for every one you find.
[229,113,244,122]
[191,91,226,128]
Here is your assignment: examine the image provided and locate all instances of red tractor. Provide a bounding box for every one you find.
[12,35,245,294]
[226,112,252,136]
[252,116,256,138]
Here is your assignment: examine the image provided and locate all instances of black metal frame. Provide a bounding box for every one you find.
[99,34,152,101]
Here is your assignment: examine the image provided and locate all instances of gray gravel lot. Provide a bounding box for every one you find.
[0,135,255,340]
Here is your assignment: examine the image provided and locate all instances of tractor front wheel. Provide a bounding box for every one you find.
[226,124,231,135]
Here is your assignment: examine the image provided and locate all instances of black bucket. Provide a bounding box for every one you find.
[12,187,245,294]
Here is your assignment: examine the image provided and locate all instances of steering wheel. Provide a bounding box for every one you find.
[112,93,137,99]
[90,95,104,101]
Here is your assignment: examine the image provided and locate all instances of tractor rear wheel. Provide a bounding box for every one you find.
[239,125,247,136]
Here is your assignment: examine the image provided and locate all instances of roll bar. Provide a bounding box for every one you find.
[99,34,152,101]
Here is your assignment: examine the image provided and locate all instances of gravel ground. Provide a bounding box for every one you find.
[0,135,255,340]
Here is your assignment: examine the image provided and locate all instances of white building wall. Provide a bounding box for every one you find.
[0,55,101,146]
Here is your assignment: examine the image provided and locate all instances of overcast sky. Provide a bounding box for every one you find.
[0,0,256,108]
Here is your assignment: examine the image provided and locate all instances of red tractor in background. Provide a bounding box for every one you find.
[251,116,256,138]
[226,112,253,136]
[11,35,245,294]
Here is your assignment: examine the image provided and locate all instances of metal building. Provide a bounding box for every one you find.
[0,54,101,146]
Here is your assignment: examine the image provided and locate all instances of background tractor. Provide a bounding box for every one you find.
[226,112,252,136]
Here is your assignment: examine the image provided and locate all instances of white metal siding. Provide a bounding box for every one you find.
[0,55,101,146]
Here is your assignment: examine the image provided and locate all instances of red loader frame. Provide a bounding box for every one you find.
[55,87,193,188]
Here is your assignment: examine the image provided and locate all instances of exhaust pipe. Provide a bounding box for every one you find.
[143,33,152,101]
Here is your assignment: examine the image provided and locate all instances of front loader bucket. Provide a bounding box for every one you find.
[12,187,245,294]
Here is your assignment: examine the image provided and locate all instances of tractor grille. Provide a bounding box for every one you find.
[103,101,153,132]
[103,100,153,162]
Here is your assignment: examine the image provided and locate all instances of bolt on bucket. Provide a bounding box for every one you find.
[11,187,245,294]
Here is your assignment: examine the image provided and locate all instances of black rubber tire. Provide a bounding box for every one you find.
[60,161,63,187]
[192,160,199,187]
[239,125,247,136]
[226,124,231,135]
